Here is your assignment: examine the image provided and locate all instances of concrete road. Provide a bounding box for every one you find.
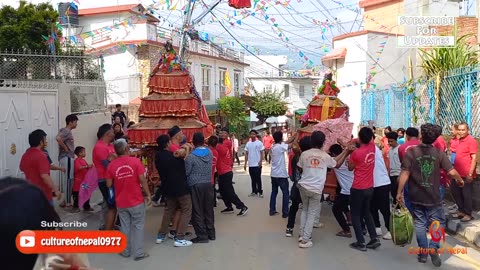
[59,164,480,270]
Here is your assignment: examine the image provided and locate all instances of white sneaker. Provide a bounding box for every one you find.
[299,240,313,248]
[174,239,193,247]
[383,232,392,240]
[313,223,325,228]
[375,227,383,236]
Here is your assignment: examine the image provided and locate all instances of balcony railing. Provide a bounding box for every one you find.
[155,27,245,63]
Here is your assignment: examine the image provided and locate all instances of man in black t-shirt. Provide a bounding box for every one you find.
[396,123,464,267]
[112,104,127,127]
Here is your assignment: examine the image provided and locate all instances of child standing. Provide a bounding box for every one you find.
[73,146,93,212]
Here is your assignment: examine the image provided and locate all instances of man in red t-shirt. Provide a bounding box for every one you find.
[20,129,61,205]
[398,127,421,162]
[92,124,116,230]
[263,130,274,164]
[347,127,380,251]
[217,129,248,216]
[106,138,151,260]
[451,122,478,222]
[397,127,420,213]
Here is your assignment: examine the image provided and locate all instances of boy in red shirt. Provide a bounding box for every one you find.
[106,138,151,261]
[73,146,93,212]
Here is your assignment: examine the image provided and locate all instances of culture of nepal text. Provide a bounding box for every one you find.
[408,246,468,255]
[40,237,122,246]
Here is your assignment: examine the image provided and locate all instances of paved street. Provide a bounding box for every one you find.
[59,164,480,270]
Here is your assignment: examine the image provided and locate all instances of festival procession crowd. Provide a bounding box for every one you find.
[2,104,478,270]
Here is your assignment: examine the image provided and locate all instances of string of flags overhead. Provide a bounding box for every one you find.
[41,0,401,83]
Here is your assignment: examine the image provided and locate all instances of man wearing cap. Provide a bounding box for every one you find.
[168,126,184,152]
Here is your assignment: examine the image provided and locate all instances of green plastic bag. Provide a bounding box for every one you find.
[390,203,414,246]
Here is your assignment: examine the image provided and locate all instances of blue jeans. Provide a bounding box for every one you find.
[270,177,289,216]
[412,204,445,251]
[404,183,412,213]
[439,186,445,202]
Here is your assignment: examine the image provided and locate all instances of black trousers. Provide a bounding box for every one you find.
[370,184,391,231]
[287,183,302,229]
[191,183,215,239]
[72,191,91,210]
[450,178,473,216]
[233,151,240,165]
[332,193,350,232]
[249,166,263,195]
[389,176,399,204]
[264,149,271,163]
[219,172,245,209]
[350,188,377,244]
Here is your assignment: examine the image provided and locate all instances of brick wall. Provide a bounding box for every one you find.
[137,45,162,97]
[431,17,478,44]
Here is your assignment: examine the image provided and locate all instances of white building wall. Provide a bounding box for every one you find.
[248,78,314,112]
[103,48,141,105]
[334,34,368,135]
[245,55,288,77]
[78,13,152,49]
[188,55,246,105]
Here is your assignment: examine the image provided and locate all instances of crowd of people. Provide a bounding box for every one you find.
[3,106,478,269]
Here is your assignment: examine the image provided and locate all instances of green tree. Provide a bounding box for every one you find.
[0,1,59,51]
[217,96,248,134]
[250,89,288,124]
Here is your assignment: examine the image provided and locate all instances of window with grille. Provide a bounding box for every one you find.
[234,72,240,93]
[299,85,305,97]
[219,69,226,97]
[202,67,211,101]
[284,84,289,98]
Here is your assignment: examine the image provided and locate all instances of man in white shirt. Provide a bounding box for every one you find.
[386,132,401,203]
[231,133,240,166]
[269,131,290,218]
[244,130,265,197]
[371,144,392,240]
[329,144,354,238]
[297,131,352,248]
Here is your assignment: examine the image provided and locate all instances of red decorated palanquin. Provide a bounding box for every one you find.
[128,70,214,191]
[297,95,349,197]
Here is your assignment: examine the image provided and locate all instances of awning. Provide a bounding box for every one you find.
[129,97,141,105]
[266,115,288,123]
[205,104,219,111]
[295,109,307,115]
[321,47,347,62]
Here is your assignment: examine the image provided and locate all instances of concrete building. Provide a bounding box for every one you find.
[244,54,319,111]
[73,4,248,114]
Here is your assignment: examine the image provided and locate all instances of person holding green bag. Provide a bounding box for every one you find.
[396,123,464,267]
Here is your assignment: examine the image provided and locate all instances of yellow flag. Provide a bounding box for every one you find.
[225,70,232,95]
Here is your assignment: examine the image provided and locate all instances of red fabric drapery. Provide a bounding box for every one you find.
[307,106,347,122]
[128,126,214,146]
[148,73,192,94]
[139,99,199,117]
[229,0,251,8]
